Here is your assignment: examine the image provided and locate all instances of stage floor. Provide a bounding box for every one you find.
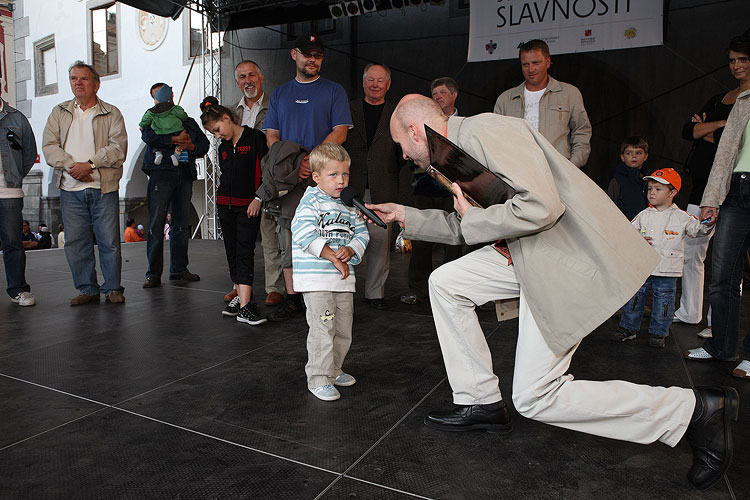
[1,240,747,499]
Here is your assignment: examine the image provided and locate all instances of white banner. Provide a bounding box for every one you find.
[468,0,663,62]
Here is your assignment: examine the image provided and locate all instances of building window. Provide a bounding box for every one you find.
[34,35,58,97]
[188,7,202,58]
[91,3,118,76]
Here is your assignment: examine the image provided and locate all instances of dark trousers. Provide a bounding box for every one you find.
[146,169,193,278]
[218,204,261,286]
[705,173,750,361]
[408,195,463,299]
[0,197,30,297]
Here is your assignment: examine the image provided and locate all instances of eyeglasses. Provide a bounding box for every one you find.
[296,49,323,60]
[729,56,750,64]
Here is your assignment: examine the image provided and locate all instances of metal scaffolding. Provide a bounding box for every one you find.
[200,2,222,240]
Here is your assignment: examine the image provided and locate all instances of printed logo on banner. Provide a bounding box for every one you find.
[624,27,637,39]
[581,28,595,46]
[584,29,592,37]
[485,40,497,54]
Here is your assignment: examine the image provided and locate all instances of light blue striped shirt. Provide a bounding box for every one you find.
[292,186,370,292]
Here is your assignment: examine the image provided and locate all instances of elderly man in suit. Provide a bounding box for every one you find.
[343,63,402,309]
[367,94,738,491]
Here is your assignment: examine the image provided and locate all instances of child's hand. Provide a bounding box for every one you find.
[334,246,355,263]
[332,258,349,279]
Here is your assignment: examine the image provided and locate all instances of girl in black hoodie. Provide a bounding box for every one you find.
[200,96,268,325]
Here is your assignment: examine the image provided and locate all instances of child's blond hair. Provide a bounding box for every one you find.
[309,143,351,174]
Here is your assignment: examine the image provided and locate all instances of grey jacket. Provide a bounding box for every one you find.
[0,100,38,188]
[42,98,128,194]
[701,89,750,208]
[257,140,309,219]
[493,76,591,168]
[403,114,659,355]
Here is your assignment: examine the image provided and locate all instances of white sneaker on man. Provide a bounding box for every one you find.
[697,327,712,339]
[733,360,750,379]
[11,291,36,306]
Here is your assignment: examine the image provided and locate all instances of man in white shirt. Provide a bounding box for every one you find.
[228,60,284,306]
[494,39,591,168]
[42,61,128,305]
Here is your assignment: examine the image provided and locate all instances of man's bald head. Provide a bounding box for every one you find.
[390,94,447,168]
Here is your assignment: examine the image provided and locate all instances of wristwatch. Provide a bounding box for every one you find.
[88,160,96,170]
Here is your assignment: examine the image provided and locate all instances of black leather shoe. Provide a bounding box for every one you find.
[686,386,739,490]
[142,276,161,288]
[169,271,200,281]
[424,401,512,433]
[365,298,386,310]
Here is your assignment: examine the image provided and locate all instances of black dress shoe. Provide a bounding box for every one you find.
[142,275,161,288]
[169,271,200,281]
[424,401,512,433]
[365,298,386,310]
[686,386,739,490]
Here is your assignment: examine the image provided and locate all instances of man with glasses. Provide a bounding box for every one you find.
[262,34,353,321]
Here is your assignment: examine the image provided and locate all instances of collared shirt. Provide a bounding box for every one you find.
[61,101,100,191]
[236,93,264,128]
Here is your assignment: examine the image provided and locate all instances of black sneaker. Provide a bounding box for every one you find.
[237,302,267,325]
[649,335,666,348]
[611,326,637,342]
[143,275,161,288]
[222,296,241,317]
[268,298,302,322]
[169,271,200,281]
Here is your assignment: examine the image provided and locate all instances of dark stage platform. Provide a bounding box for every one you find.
[1,240,747,499]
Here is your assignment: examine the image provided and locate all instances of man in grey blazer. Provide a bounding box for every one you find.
[367,94,738,491]
[344,64,403,309]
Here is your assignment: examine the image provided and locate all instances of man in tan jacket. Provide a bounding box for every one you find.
[42,61,128,305]
[367,95,738,491]
[494,39,591,168]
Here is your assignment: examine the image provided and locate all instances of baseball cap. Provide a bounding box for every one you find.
[294,34,324,54]
[644,168,681,192]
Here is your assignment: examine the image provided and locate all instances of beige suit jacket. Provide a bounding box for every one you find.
[402,114,659,354]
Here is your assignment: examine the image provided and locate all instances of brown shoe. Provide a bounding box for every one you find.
[224,288,238,302]
[106,291,125,303]
[70,293,99,306]
[265,291,283,305]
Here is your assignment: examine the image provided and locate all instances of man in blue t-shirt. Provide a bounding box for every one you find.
[262,33,353,322]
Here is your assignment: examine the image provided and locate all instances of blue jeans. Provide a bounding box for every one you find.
[145,169,193,278]
[705,173,750,361]
[0,197,30,297]
[619,275,676,337]
[60,188,123,296]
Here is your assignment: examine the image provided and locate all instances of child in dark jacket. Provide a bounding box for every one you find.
[200,96,269,324]
[607,136,651,221]
[139,84,187,166]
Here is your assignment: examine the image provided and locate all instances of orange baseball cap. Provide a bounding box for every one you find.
[644,168,681,192]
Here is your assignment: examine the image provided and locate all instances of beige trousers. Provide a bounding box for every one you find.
[361,189,392,299]
[428,245,695,447]
[260,211,285,295]
[304,291,353,389]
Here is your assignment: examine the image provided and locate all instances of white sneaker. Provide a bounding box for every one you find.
[684,347,714,360]
[334,372,356,387]
[733,360,750,379]
[11,291,36,306]
[309,384,340,401]
[697,327,712,339]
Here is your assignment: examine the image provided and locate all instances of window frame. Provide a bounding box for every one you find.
[34,34,58,97]
[87,0,120,78]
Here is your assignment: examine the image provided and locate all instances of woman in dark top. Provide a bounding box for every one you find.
[676,35,750,333]
[200,96,268,325]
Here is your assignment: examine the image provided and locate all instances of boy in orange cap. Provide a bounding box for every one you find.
[612,168,714,348]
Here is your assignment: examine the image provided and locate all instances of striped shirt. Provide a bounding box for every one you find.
[292,186,370,292]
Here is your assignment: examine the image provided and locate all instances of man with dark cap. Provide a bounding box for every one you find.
[262,34,353,321]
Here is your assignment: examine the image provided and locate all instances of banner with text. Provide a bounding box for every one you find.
[468,0,663,62]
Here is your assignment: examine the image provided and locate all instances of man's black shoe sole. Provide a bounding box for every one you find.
[423,417,512,434]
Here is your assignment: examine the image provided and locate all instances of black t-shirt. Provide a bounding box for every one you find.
[362,99,385,150]
[683,93,733,205]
